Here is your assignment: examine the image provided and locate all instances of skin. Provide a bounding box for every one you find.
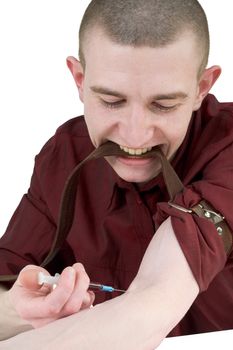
[0,27,221,346]
[4,263,95,331]
[67,28,221,183]
[0,263,95,336]
[2,218,200,349]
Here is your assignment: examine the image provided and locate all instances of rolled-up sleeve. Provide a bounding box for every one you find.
[154,143,233,292]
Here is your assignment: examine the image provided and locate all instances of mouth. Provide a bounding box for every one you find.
[95,141,164,160]
[99,141,164,167]
[119,145,153,157]
[117,143,163,159]
[95,141,167,177]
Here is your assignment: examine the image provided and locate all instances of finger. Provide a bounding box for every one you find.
[61,263,90,315]
[80,291,95,310]
[17,265,50,291]
[10,267,52,321]
[41,266,76,316]
[18,266,76,320]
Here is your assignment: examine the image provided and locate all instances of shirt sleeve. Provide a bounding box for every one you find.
[154,143,233,292]
[0,118,90,288]
[0,141,57,286]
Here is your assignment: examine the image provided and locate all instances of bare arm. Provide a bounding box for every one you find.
[1,217,199,349]
[0,262,94,342]
[0,285,32,340]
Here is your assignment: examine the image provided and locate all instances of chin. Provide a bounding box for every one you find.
[106,156,162,183]
[114,168,154,184]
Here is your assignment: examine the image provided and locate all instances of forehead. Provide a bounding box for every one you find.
[83,29,200,90]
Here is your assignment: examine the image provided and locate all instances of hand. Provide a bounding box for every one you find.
[8,263,95,328]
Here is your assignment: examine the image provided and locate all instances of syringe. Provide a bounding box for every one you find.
[38,272,125,293]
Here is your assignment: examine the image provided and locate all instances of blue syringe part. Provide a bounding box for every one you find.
[99,285,114,292]
[89,283,125,293]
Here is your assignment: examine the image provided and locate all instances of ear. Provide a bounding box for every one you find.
[193,65,221,111]
[66,56,84,102]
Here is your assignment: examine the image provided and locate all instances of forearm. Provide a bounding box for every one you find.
[1,289,169,350]
[0,285,32,341]
[47,217,199,349]
[1,278,196,350]
[1,218,199,349]
[48,287,171,349]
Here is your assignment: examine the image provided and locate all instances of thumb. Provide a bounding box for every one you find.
[17,265,50,290]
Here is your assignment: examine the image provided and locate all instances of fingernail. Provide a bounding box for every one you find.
[68,267,75,278]
[78,264,85,271]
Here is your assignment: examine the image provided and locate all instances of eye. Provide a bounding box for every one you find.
[101,99,125,109]
[152,102,177,112]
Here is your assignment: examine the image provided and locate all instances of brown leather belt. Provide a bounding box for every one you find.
[0,141,232,283]
[169,200,232,256]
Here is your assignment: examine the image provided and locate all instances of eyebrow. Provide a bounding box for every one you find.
[151,93,188,100]
[90,86,127,98]
[90,85,188,100]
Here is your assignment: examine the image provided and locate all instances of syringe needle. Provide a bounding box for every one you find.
[38,272,125,293]
[89,282,125,293]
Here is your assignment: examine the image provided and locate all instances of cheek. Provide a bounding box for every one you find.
[83,110,117,147]
[83,97,121,140]
[162,111,192,148]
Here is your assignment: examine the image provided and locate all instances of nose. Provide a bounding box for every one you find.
[118,106,154,147]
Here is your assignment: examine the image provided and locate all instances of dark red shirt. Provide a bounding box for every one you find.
[0,94,233,336]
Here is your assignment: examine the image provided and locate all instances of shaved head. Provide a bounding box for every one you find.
[79,0,210,77]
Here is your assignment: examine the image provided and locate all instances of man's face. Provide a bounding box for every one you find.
[72,30,214,183]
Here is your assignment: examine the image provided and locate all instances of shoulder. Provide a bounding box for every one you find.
[175,94,233,181]
[34,116,94,177]
[199,93,233,115]
[55,115,90,138]
[190,94,233,160]
[196,94,233,138]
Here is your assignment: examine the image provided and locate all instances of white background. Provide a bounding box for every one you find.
[0,0,232,235]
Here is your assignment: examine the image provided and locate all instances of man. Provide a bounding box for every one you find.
[0,0,232,348]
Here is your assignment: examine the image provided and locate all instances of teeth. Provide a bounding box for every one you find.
[119,145,152,155]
